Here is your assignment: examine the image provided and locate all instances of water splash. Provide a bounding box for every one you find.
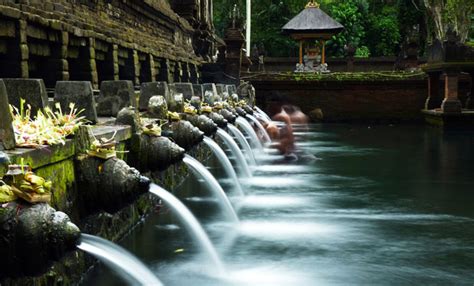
[217,128,253,176]
[246,114,271,144]
[149,184,226,274]
[183,155,240,222]
[236,116,263,151]
[226,125,256,166]
[255,106,272,122]
[77,234,163,285]
[203,136,245,197]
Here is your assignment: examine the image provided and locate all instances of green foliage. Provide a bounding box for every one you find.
[423,0,474,42]
[355,46,370,58]
[325,0,368,57]
[270,71,427,82]
[212,0,471,57]
[365,6,401,56]
[397,0,426,55]
[250,1,301,57]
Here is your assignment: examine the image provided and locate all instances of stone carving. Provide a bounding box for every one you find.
[139,82,170,111]
[54,81,98,123]
[76,157,151,213]
[148,96,168,119]
[193,84,204,99]
[97,81,136,117]
[0,202,80,278]
[169,83,195,101]
[3,79,49,115]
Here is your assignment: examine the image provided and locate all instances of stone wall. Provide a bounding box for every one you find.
[252,75,472,122]
[252,77,428,122]
[170,0,218,61]
[0,0,217,88]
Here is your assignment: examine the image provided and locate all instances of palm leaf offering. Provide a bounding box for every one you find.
[10,99,86,147]
[87,131,118,159]
[142,120,167,137]
[0,180,17,203]
[2,163,52,203]
[184,103,198,115]
[167,111,181,121]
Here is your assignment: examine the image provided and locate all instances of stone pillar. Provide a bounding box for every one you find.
[0,80,15,150]
[149,54,156,82]
[18,19,29,78]
[168,60,176,83]
[112,44,119,80]
[441,71,462,113]
[181,62,190,83]
[224,28,245,86]
[345,44,356,72]
[132,49,140,86]
[425,71,443,110]
[89,38,98,89]
[60,32,69,81]
[174,61,182,83]
[195,64,201,83]
[466,71,474,109]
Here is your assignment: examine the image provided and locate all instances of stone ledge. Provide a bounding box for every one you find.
[1,124,131,176]
[422,109,474,129]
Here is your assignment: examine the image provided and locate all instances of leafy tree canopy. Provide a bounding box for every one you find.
[213,0,473,57]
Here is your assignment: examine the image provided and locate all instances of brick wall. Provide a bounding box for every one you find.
[252,78,428,122]
[0,0,215,87]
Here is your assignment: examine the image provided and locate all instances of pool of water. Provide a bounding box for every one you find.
[82,124,474,285]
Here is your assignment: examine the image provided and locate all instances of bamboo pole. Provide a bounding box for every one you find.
[299,40,303,64]
[321,40,326,65]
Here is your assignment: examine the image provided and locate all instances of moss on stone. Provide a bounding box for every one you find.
[261,71,427,82]
[35,159,76,213]
[9,142,75,169]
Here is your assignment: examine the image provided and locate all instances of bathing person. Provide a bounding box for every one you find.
[282,105,309,129]
[271,108,295,157]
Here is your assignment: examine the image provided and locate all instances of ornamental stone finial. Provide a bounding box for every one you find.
[305,0,320,8]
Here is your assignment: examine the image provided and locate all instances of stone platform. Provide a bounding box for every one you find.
[422,109,474,129]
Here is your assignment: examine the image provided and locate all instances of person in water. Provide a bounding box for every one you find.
[261,104,314,161]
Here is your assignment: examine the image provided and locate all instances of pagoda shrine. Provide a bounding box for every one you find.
[282,0,344,72]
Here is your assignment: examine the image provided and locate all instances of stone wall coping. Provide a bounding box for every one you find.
[250,78,428,91]
[0,124,131,177]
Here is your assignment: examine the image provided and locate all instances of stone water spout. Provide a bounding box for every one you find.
[219,107,237,124]
[182,112,218,137]
[140,85,204,151]
[76,156,151,214]
[115,107,185,171]
[204,109,228,128]
[147,84,205,150]
[243,104,254,115]
[176,91,218,136]
[168,120,205,150]
[0,202,80,278]
[235,106,247,117]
